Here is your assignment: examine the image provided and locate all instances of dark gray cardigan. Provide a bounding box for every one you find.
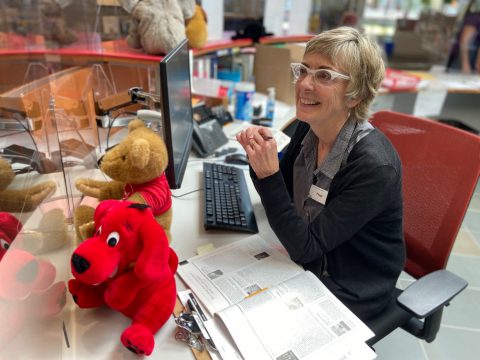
[252,121,405,321]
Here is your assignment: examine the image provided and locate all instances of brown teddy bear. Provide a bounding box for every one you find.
[0,157,67,254]
[119,0,207,54]
[0,157,56,213]
[74,119,172,241]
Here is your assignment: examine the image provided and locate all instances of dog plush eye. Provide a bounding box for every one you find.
[1,238,9,250]
[106,232,120,247]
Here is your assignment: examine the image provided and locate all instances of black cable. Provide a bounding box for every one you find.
[171,188,203,198]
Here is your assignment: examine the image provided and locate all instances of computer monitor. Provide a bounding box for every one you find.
[159,38,194,189]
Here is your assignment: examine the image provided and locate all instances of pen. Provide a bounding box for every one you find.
[246,136,273,141]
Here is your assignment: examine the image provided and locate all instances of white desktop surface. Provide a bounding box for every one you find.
[0,153,281,360]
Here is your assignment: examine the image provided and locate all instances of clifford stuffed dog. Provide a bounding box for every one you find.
[69,200,178,356]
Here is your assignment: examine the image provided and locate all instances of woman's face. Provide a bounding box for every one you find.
[294,52,351,128]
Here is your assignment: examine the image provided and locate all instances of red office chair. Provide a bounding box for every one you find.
[366,110,480,345]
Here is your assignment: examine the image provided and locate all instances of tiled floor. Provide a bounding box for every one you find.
[375,180,480,360]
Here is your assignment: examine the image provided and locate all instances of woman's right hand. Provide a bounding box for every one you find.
[236,126,279,179]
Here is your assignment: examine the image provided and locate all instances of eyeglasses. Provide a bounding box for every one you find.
[290,62,350,85]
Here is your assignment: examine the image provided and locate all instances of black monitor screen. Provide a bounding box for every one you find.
[159,38,194,189]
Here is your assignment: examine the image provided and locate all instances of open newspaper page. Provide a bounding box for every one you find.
[216,271,376,360]
[177,235,304,317]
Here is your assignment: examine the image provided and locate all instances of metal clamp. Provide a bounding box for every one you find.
[174,312,205,352]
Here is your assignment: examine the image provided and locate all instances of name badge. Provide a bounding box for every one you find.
[309,184,328,205]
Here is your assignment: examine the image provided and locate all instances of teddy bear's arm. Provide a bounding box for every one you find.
[0,180,56,212]
[68,279,107,308]
[99,180,125,200]
[104,271,149,310]
[75,179,124,200]
[75,178,107,199]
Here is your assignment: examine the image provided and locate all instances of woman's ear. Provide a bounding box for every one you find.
[346,96,361,109]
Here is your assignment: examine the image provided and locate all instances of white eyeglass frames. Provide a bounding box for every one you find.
[290,62,350,85]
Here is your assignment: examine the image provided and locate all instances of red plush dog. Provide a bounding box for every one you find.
[0,212,22,261]
[69,200,178,356]
[0,248,66,349]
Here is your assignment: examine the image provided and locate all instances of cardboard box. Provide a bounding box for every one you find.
[254,43,305,105]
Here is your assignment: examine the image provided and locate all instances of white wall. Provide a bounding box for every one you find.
[202,0,224,40]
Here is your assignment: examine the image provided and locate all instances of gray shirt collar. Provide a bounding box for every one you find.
[301,119,357,180]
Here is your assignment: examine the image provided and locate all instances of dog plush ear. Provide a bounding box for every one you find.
[134,211,170,281]
[93,200,120,225]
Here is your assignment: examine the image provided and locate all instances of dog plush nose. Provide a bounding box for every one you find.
[71,253,90,274]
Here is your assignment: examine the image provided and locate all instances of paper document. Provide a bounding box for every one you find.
[178,235,303,317]
[224,122,291,152]
[178,235,376,360]
[413,88,448,117]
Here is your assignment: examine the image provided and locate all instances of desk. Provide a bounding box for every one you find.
[0,147,280,359]
[373,71,480,133]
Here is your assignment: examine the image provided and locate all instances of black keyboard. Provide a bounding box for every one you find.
[202,162,258,233]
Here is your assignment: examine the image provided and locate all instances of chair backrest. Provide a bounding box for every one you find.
[370,111,480,279]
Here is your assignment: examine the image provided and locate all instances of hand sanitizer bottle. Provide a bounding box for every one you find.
[265,87,276,126]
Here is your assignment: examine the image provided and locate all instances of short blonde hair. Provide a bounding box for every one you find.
[305,26,385,122]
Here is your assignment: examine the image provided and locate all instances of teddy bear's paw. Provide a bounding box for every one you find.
[22,180,57,211]
[22,208,68,254]
[126,32,142,49]
[121,324,155,356]
[79,221,95,241]
[75,178,105,198]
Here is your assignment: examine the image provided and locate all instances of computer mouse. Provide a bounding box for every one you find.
[225,153,249,166]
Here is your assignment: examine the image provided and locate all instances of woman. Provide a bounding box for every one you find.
[237,27,405,322]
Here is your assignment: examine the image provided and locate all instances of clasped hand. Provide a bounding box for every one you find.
[236,126,279,179]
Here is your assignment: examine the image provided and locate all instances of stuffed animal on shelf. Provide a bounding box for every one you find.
[41,0,78,45]
[119,0,207,54]
[0,248,66,349]
[74,119,172,241]
[185,3,208,49]
[0,156,56,213]
[69,200,178,356]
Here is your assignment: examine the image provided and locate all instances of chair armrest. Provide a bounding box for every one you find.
[397,270,468,318]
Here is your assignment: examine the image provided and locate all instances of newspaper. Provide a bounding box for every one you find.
[177,235,376,360]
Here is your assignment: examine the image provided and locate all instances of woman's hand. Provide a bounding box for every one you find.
[236,126,279,179]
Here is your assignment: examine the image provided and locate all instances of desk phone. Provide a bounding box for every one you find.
[192,105,229,158]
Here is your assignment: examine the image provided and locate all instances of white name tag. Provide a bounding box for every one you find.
[309,184,328,205]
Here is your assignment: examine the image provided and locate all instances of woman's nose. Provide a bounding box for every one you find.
[298,75,315,90]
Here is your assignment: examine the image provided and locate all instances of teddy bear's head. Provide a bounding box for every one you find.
[100,119,168,185]
[0,157,15,191]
